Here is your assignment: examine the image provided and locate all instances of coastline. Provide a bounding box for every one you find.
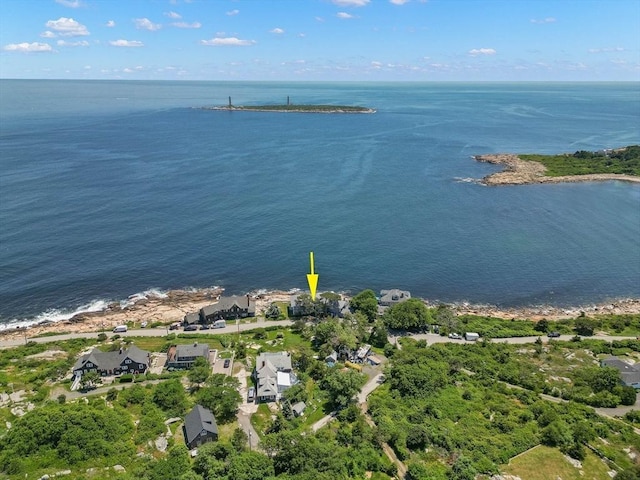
[1,286,639,342]
[474,154,640,186]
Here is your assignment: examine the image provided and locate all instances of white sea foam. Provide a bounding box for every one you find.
[0,299,111,331]
[119,288,169,308]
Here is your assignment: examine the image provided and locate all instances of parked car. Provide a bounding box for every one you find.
[247,387,255,402]
[223,359,231,368]
[547,331,561,338]
[169,322,180,330]
[184,324,198,331]
[200,324,211,330]
[448,333,461,339]
[113,325,128,333]
[140,321,147,328]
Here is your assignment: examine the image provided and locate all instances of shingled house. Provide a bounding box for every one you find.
[183,404,218,449]
[167,342,210,369]
[200,295,256,322]
[379,289,411,306]
[253,351,298,402]
[73,345,150,377]
[600,356,640,389]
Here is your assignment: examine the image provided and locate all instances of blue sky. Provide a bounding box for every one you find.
[1,0,638,81]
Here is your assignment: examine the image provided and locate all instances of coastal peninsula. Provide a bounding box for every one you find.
[201,96,375,114]
[474,145,640,186]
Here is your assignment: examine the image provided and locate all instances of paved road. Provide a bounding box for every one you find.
[390,332,638,347]
[0,319,294,349]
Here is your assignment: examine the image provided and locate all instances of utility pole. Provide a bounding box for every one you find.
[228,96,232,108]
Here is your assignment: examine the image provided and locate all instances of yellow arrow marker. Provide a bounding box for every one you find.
[306,251,319,300]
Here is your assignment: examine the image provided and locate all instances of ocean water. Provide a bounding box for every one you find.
[1,80,639,326]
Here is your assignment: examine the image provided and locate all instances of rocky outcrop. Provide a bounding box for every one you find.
[474,154,640,186]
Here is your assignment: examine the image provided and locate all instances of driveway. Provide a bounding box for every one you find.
[234,363,259,450]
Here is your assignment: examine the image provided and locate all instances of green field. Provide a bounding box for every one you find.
[519,145,640,177]
[502,445,613,480]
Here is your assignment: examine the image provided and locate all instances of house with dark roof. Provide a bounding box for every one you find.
[167,343,210,369]
[253,351,298,402]
[183,312,200,326]
[200,295,256,322]
[601,356,640,389]
[379,289,411,306]
[73,345,150,377]
[183,404,218,449]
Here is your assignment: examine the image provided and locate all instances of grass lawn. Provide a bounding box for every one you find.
[502,445,613,480]
[251,403,273,438]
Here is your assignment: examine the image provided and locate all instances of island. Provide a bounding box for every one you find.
[474,145,640,185]
[201,96,375,114]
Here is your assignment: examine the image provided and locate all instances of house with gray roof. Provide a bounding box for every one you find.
[253,351,298,402]
[183,404,218,449]
[183,312,200,326]
[73,345,150,377]
[601,356,640,389]
[379,289,411,306]
[167,342,210,369]
[200,295,256,322]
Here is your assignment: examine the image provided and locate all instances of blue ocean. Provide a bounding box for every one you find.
[1,80,639,326]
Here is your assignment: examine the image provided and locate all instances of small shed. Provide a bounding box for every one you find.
[291,401,306,417]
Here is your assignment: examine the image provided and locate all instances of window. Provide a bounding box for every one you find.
[139,364,144,369]
[125,359,131,364]
[122,365,128,370]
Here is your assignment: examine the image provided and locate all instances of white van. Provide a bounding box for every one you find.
[213,320,226,329]
[113,325,128,333]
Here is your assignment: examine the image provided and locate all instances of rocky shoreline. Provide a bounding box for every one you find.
[1,287,639,342]
[474,154,640,186]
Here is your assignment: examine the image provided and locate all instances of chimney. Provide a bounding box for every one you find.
[119,347,123,354]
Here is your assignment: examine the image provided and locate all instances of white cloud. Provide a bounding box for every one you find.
[165,11,182,19]
[55,0,84,7]
[315,16,325,22]
[270,28,285,34]
[332,0,369,6]
[390,0,410,4]
[531,17,556,24]
[41,31,56,38]
[123,68,134,73]
[3,42,53,52]
[171,22,201,29]
[469,48,496,56]
[337,12,355,19]
[200,37,255,46]
[105,20,116,28]
[84,65,91,69]
[109,39,144,47]
[45,17,90,36]
[227,9,240,16]
[134,18,162,31]
[57,39,89,47]
[588,47,624,53]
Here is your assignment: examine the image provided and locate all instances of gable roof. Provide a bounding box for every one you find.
[73,345,149,372]
[255,352,293,398]
[200,296,256,317]
[176,343,209,359]
[184,404,218,445]
[601,356,640,386]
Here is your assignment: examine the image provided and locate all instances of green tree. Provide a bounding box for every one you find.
[322,369,366,409]
[196,374,241,423]
[188,356,212,385]
[534,318,549,333]
[226,451,275,480]
[369,318,388,347]
[574,316,597,336]
[232,427,248,452]
[383,299,432,331]
[80,371,101,390]
[152,379,187,416]
[350,289,378,322]
[147,444,190,480]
